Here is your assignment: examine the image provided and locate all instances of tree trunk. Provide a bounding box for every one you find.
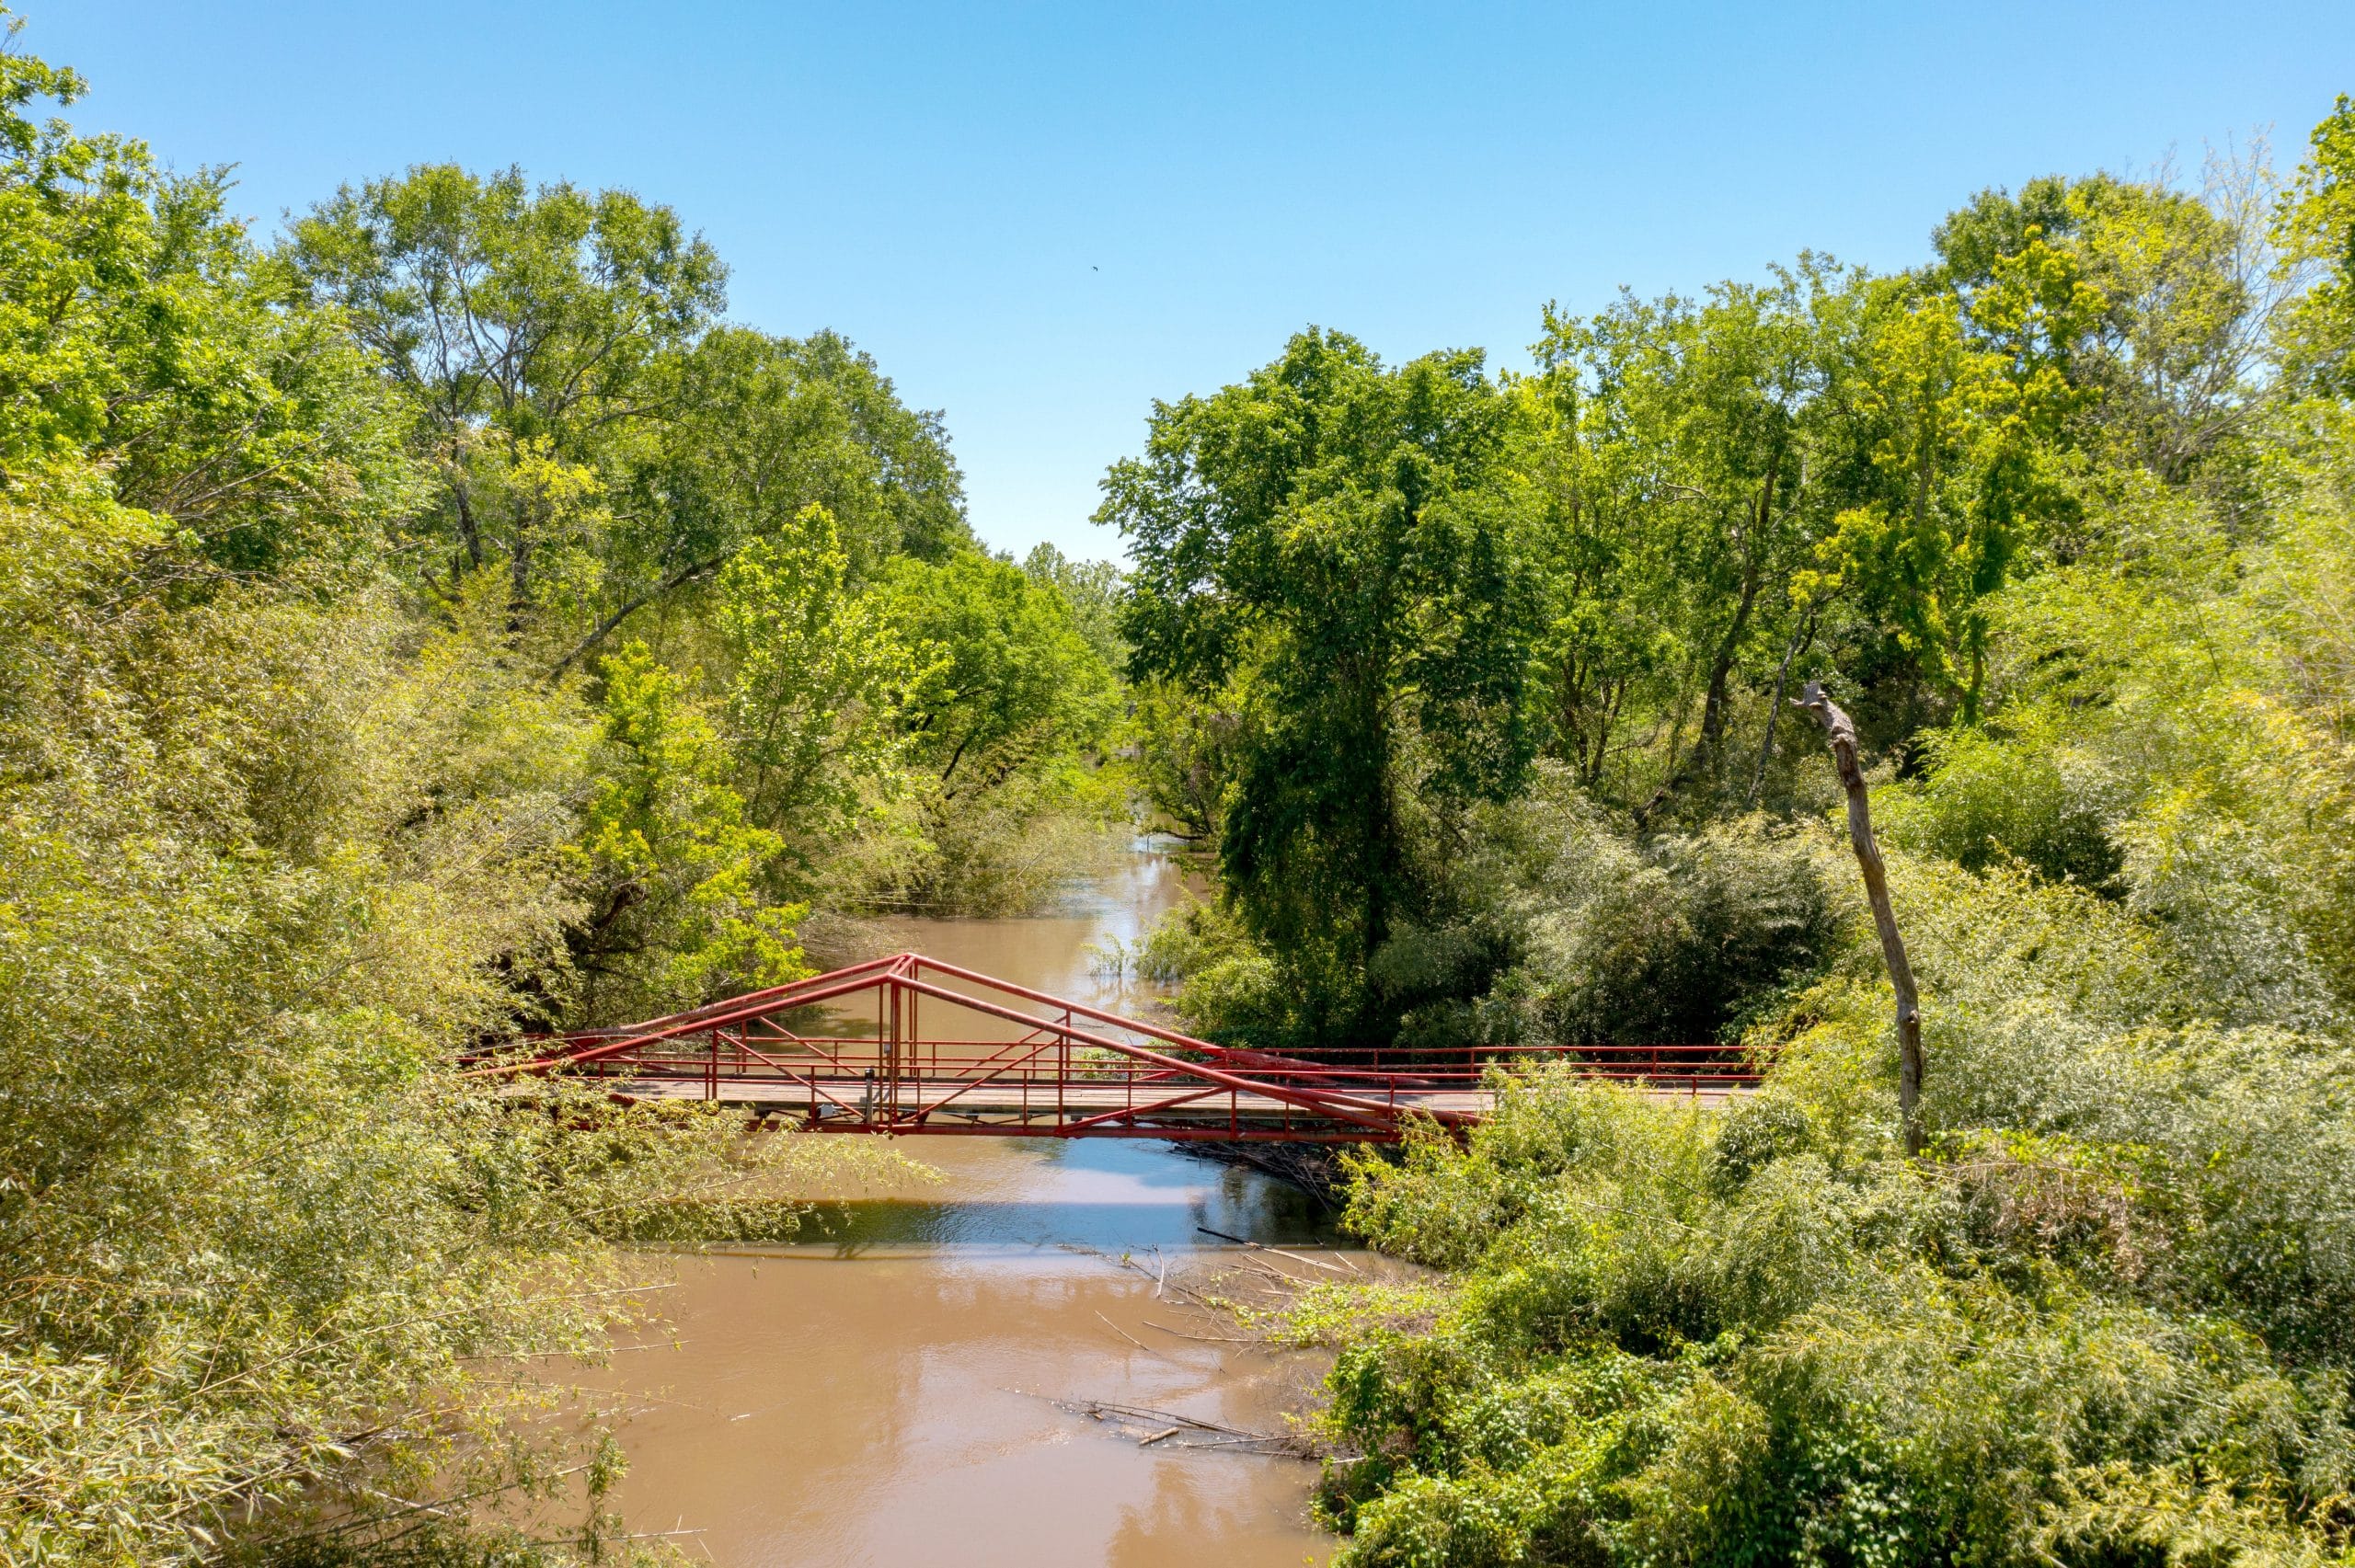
[1695,567,1759,768]
[1698,467,1776,770]
[451,473,485,569]
[1750,609,1816,804]
[544,555,728,683]
[1793,681,1924,1156]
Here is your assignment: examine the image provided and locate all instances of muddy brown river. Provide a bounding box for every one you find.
[573,842,1351,1566]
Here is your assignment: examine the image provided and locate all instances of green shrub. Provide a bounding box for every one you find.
[1303,819,2355,1567]
[1308,1065,2355,1568]
[1884,721,2128,893]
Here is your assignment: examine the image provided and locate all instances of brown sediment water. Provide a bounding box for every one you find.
[572,841,1352,1566]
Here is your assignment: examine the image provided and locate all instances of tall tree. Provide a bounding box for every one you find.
[1941,169,2288,490]
[289,165,726,619]
[718,503,934,868]
[878,549,1118,798]
[1104,329,1538,1043]
[0,52,409,577]
[1021,542,1128,669]
[1532,259,1863,806]
[2279,97,2355,399]
[1804,246,2087,724]
[623,326,971,604]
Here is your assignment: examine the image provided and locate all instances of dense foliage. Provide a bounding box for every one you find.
[1105,109,2355,1568]
[0,19,1121,1561]
[1119,132,2348,1063]
[1106,331,1538,1042]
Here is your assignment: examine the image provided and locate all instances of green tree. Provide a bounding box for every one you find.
[1022,540,1129,668]
[1104,329,1538,1043]
[603,325,972,640]
[291,177,974,676]
[570,642,807,1022]
[0,33,801,1554]
[1510,360,1679,790]
[1532,259,1863,806]
[0,37,411,575]
[2280,96,2355,398]
[1942,169,2283,492]
[288,163,727,624]
[880,548,1119,796]
[718,503,936,870]
[1127,674,1245,843]
[1801,246,2087,724]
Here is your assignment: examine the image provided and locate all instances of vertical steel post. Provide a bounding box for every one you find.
[887,975,902,1127]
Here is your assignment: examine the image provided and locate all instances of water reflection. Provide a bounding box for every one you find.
[578,842,1344,1567]
[788,1139,1333,1253]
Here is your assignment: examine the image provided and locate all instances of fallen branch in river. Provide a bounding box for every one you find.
[1061,1397,1257,1438]
[1005,1389,1307,1454]
[1142,1318,1264,1345]
[1196,1227,1349,1273]
[1058,1241,1218,1307]
[1226,1255,1304,1288]
[1094,1309,1164,1356]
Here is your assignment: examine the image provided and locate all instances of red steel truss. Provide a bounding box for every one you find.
[470,953,1764,1143]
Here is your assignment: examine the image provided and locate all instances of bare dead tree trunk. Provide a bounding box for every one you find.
[1793,681,1924,1156]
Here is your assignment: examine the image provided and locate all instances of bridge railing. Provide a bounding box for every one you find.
[469,953,1769,1140]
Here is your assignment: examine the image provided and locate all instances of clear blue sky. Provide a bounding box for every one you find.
[30,3,2355,562]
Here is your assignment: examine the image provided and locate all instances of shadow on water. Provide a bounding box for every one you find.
[789,1138,1336,1253]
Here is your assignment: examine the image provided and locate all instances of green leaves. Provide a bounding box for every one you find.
[1798,261,2085,722]
[718,504,933,854]
[1281,110,2355,1568]
[1314,1045,2355,1568]
[289,164,726,446]
[0,44,408,579]
[878,546,1119,792]
[573,642,806,1020]
[1530,258,1856,795]
[1107,329,1539,1044]
[2280,96,2355,400]
[0,18,147,475]
[289,163,734,650]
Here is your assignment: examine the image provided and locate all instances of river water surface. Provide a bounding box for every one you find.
[577,842,1349,1566]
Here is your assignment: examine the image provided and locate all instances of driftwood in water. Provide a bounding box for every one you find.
[1009,1390,1309,1456]
[1178,1139,1345,1203]
[1195,1227,1349,1274]
[1792,681,1926,1156]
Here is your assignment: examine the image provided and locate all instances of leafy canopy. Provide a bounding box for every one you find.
[1106,328,1539,1042]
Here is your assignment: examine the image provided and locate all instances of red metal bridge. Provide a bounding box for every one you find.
[475,953,1763,1143]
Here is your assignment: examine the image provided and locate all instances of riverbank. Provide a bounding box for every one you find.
[577,1140,1355,1564]
[557,839,1354,1565]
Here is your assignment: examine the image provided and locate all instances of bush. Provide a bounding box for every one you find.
[1131,896,1302,1045]
[1431,784,1838,1049]
[1300,823,2355,1566]
[1305,1067,2355,1568]
[1883,720,2128,893]
[1520,817,1838,1047]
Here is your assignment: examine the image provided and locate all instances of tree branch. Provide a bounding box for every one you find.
[543,555,728,684]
